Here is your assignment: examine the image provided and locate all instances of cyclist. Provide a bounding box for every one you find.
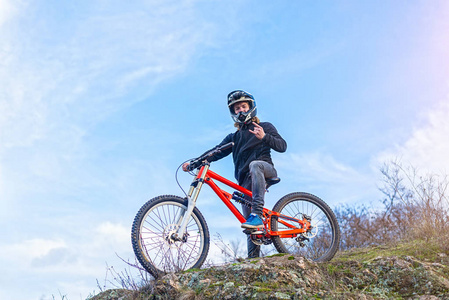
[183,90,287,258]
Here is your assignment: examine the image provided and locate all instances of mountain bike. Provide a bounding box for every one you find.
[131,142,340,278]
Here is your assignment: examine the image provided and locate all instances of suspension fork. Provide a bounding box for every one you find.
[172,164,209,241]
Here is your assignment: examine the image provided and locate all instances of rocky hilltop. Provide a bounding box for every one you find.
[90,240,449,299]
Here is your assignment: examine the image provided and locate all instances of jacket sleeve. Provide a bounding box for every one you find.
[200,133,234,162]
[261,123,287,153]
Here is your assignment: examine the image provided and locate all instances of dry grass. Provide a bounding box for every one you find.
[336,160,449,253]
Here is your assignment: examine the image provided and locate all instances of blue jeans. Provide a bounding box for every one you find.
[240,160,278,258]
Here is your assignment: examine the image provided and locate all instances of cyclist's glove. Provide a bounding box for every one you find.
[188,159,202,171]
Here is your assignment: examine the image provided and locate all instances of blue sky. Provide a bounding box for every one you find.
[1,1,449,299]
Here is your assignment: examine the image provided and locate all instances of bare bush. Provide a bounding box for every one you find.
[337,160,449,251]
[95,256,154,294]
[335,204,379,250]
[209,233,246,264]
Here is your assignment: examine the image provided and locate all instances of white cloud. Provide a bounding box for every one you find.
[0,0,221,211]
[0,221,136,299]
[0,0,18,27]
[376,100,449,174]
[274,151,379,206]
[0,238,67,264]
[279,152,366,184]
[0,1,214,150]
[95,221,130,250]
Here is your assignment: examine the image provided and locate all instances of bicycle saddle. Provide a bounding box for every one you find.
[266,177,281,189]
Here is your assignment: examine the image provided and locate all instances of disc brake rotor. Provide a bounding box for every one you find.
[164,224,181,247]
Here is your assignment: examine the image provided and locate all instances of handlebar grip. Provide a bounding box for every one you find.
[187,160,201,171]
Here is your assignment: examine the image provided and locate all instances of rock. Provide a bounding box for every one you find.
[89,250,449,299]
[88,289,135,300]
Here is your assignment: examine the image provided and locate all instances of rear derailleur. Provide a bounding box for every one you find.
[295,234,309,247]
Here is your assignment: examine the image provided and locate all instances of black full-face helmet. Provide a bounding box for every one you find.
[227,90,257,124]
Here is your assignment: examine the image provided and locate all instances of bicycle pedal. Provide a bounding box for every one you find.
[243,228,263,235]
[251,230,263,235]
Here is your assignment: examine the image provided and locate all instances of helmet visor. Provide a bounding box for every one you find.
[228,97,254,111]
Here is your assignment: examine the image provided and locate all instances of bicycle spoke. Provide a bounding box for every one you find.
[136,199,207,274]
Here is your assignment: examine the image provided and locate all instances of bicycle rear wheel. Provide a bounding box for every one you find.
[271,192,340,262]
[131,195,210,278]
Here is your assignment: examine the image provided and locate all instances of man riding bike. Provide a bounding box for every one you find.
[183,90,287,258]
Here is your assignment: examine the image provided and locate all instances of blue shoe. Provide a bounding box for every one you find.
[241,213,263,229]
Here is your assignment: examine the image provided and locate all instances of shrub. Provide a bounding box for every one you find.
[337,160,449,252]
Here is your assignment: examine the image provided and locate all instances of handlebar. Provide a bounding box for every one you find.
[187,142,234,171]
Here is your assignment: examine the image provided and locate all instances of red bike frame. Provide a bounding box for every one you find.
[191,164,312,238]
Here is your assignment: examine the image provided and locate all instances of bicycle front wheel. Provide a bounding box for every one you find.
[271,192,340,262]
[131,195,210,278]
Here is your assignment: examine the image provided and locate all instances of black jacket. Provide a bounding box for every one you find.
[206,122,287,184]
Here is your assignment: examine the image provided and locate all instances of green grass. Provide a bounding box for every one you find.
[267,253,288,258]
[334,238,447,264]
[183,268,202,273]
